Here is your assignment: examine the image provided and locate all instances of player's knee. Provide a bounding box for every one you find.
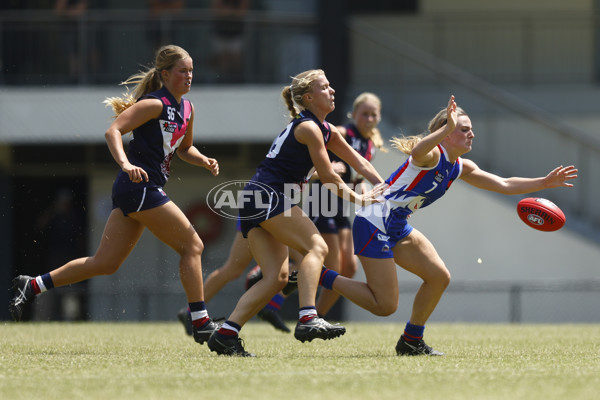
[310,235,329,261]
[229,270,243,280]
[444,270,451,287]
[341,262,358,278]
[262,270,288,291]
[433,266,451,289]
[276,271,288,290]
[191,235,205,255]
[220,256,251,279]
[183,235,205,258]
[214,266,242,281]
[94,259,121,276]
[372,300,397,316]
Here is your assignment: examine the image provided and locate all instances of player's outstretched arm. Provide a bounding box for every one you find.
[460,160,577,195]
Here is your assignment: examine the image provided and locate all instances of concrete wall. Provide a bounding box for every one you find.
[0,86,289,144]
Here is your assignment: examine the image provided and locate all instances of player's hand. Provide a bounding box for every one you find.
[372,182,389,195]
[331,161,347,175]
[123,162,148,183]
[446,95,457,132]
[544,165,578,188]
[359,182,389,206]
[205,158,219,176]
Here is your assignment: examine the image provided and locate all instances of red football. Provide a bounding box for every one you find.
[517,197,566,232]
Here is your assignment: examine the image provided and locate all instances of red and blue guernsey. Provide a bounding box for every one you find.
[252,109,331,190]
[345,124,375,161]
[357,144,463,233]
[113,86,192,195]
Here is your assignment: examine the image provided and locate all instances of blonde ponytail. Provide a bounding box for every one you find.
[281,86,299,118]
[103,44,190,117]
[281,69,325,118]
[390,105,468,155]
[389,135,424,155]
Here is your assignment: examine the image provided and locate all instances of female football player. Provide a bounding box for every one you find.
[320,95,577,356]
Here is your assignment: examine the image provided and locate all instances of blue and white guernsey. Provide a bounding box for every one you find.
[357,144,463,233]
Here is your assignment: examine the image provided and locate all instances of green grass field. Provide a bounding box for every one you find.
[1,322,599,400]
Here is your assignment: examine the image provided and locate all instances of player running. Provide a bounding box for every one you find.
[9,45,221,345]
[207,69,385,356]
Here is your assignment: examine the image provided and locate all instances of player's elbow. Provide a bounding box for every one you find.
[104,129,121,144]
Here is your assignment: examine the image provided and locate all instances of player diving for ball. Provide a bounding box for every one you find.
[318,95,578,356]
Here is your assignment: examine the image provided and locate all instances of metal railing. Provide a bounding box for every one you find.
[3,10,594,86]
[0,9,317,85]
